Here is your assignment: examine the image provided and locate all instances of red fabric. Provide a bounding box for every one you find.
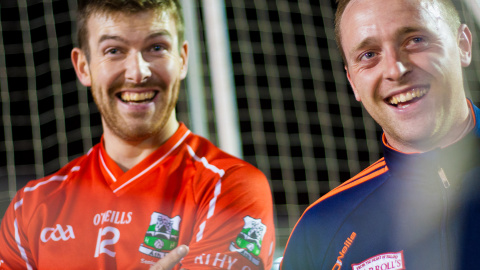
[0,123,275,270]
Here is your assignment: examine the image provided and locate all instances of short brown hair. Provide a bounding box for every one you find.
[334,0,461,63]
[76,0,184,59]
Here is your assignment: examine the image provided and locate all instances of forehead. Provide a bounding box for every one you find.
[86,10,178,42]
[340,0,446,45]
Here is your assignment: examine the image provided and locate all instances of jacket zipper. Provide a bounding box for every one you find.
[438,167,450,188]
[438,167,450,270]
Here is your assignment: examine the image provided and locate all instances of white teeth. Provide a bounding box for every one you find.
[120,91,156,102]
[388,88,427,105]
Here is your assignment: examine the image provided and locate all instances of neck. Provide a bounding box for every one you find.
[385,106,474,153]
[448,108,474,146]
[102,120,179,172]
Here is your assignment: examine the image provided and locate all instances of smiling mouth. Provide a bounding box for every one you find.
[118,91,157,103]
[386,88,428,107]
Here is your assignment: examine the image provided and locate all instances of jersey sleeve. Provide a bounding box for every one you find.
[0,189,35,270]
[180,163,275,270]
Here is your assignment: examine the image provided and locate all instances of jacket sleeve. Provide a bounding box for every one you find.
[180,164,275,270]
[0,189,36,270]
[280,214,317,270]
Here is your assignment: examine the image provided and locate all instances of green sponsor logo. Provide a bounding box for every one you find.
[139,212,181,258]
[233,216,266,256]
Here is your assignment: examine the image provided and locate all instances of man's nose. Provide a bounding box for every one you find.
[384,50,410,81]
[125,52,152,84]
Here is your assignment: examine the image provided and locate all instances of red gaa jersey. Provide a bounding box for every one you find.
[0,123,275,269]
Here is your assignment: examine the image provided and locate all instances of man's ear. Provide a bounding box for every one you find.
[71,48,92,86]
[346,65,361,101]
[179,41,189,80]
[458,24,472,67]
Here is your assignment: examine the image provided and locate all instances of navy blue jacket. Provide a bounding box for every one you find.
[282,100,480,270]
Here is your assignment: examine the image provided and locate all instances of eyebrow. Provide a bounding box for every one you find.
[97,30,173,45]
[395,26,425,38]
[146,30,173,40]
[98,35,126,45]
[348,37,378,60]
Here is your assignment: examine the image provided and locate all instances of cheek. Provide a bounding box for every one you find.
[350,73,376,100]
[412,48,456,79]
[151,57,181,80]
[91,63,124,90]
[413,56,439,73]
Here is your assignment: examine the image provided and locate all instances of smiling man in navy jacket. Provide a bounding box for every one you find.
[281,0,480,269]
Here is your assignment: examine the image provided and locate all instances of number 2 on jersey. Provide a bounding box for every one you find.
[95,227,120,258]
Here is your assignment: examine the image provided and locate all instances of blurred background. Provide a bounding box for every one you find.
[2,0,480,257]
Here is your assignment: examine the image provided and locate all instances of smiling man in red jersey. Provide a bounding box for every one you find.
[0,1,275,269]
[282,0,480,269]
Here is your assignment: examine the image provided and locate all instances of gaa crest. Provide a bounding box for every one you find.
[229,216,267,265]
[139,212,181,259]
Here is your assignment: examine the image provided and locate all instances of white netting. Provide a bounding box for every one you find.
[1,0,480,253]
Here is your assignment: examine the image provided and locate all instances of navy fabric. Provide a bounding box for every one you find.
[282,100,480,270]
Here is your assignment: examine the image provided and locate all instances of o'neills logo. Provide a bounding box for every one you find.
[332,232,356,270]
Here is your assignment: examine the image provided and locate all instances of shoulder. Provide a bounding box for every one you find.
[15,149,94,210]
[182,133,270,197]
[288,158,389,244]
[317,158,389,207]
[282,159,389,268]
[305,158,388,222]
[24,156,86,190]
[183,133,265,179]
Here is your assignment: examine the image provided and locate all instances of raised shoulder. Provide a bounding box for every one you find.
[316,158,388,206]
[281,158,389,269]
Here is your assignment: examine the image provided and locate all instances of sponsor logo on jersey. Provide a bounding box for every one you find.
[194,252,241,269]
[332,232,356,270]
[229,216,267,266]
[93,210,132,226]
[139,212,181,259]
[351,251,405,270]
[40,224,75,242]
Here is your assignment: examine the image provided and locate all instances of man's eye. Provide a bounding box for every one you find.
[152,45,166,52]
[411,37,424,43]
[406,36,428,50]
[106,48,119,54]
[360,52,376,61]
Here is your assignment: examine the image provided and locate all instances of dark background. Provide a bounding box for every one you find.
[1,0,480,251]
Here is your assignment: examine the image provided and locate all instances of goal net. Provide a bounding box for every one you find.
[2,0,480,255]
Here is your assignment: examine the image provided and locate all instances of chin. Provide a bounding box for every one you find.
[113,126,156,142]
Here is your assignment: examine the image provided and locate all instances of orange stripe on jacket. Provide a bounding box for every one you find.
[281,158,388,268]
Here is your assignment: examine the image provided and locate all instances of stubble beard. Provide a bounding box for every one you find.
[91,79,181,143]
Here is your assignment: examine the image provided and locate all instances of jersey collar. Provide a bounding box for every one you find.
[98,123,191,195]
